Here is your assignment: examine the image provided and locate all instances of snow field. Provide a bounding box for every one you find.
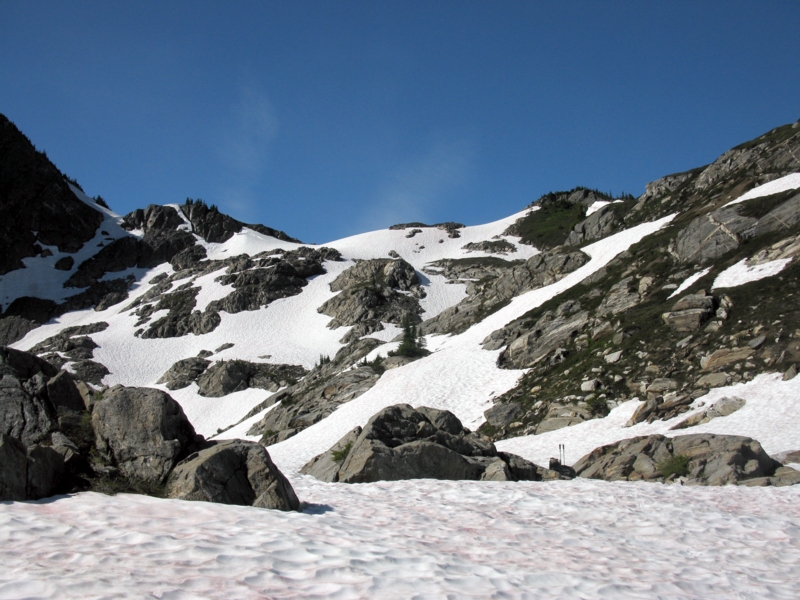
[498,372,800,468]
[1,479,799,599]
[268,215,676,474]
[724,172,800,207]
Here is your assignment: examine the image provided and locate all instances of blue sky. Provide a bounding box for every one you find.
[1,2,798,243]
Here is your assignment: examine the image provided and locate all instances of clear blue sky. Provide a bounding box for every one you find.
[1,2,798,243]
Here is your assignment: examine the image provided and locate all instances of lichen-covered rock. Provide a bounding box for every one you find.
[92,386,199,483]
[167,439,299,511]
[302,404,562,484]
[573,433,784,485]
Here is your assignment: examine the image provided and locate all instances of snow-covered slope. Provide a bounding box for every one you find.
[3,116,800,599]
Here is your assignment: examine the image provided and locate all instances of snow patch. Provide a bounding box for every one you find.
[724,172,800,207]
[668,267,712,298]
[711,258,792,289]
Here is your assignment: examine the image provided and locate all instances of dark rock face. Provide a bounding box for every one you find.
[157,357,212,390]
[92,386,199,484]
[0,433,28,500]
[0,113,103,275]
[181,199,301,244]
[167,439,299,511]
[194,360,306,397]
[573,433,791,486]
[318,258,425,343]
[0,315,37,346]
[0,347,67,445]
[301,404,567,484]
[209,247,338,315]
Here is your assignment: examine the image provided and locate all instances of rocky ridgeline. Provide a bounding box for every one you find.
[479,123,800,441]
[0,346,298,509]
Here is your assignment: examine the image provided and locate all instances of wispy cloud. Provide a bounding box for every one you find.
[216,83,278,221]
[361,137,476,231]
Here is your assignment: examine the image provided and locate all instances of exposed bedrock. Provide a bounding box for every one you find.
[0,114,104,275]
[318,258,425,343]
[573,433,799,486]
[423,249,589,336]
[301,404,572,484]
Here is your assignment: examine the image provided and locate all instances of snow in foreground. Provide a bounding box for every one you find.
[1,478,799,600]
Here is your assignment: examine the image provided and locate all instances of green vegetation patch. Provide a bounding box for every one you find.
[332,441,353,463]
[658,454,691,478]
[510,198,587,249]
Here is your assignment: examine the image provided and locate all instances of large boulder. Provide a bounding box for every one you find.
[573,433,788,486]
[0,433,27,500]
[0,347,85,446]
[167,439,299,511]
[0,433,67,501]
[92,386,199,483]
[301,404,564,484]
[662,292,717,332]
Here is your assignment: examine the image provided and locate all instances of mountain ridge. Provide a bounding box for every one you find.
[2,113,800,500]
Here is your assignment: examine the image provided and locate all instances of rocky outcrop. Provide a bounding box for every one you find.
[671,396,746,430]
[389,222,464,238]
[565,204,622,246]
[573,433,792,486]
[426,250,589,337]
[0,113,103,275]
[662,292,717,332]
[180,199,301,244]
[0,346,85,445]
[157,357,212,390]
[243,338,383,444]
[167,439,299,511]
[318,258,424,342]
[195,360,306,397]
[494,300,589,369]
[461,239,517,254]
[208,247,341,315]
[673,190,800,264]
[250,365,381,445]
[92,386,199,484]
[301,404,568,483]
